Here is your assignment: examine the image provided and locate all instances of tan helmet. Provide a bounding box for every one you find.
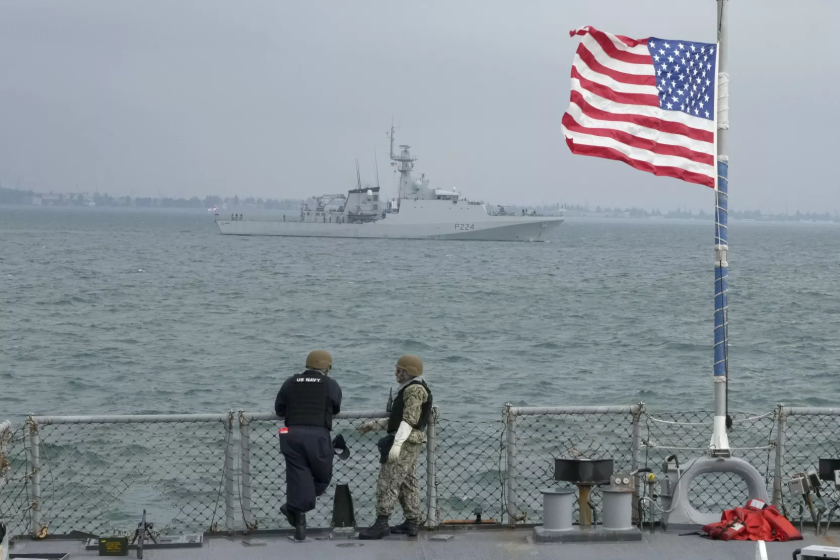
[396,355,423,377]
[305,350,333,370]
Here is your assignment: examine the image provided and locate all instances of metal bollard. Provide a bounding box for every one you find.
[602,488,634,531]
[542,489,575,531]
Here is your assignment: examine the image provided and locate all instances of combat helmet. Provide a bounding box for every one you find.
[396,355,423,377]
[306,350,333,371]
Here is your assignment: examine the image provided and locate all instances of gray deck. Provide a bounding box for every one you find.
[8,527,839,560]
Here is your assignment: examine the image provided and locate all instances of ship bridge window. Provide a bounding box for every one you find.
[373,194,379,201]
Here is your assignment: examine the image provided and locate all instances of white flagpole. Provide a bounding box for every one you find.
[711,0,731,454]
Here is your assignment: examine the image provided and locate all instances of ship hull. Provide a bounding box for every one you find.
[216,217,563,241]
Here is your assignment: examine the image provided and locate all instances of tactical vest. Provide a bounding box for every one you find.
[387,379,432,434]
[285,370,331,429]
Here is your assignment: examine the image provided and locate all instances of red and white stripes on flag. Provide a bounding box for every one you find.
[562,26,717,188]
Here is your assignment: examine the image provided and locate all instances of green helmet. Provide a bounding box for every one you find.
[306,350,333,370]
[396,355,423,377]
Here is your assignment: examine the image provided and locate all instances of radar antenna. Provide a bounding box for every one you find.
[388,122,416,163]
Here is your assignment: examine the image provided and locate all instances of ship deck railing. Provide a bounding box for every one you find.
[0,404,838,539]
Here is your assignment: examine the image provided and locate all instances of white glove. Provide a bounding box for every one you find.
[357,418,388,434]
[388,421,413,463]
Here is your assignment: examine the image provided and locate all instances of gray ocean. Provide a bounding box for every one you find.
[2,207,839,420]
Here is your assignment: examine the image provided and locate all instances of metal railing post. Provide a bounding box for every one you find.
[631,403,644,524]
[224,411,236,534]
[27,415,42,537]
[238,411,254,531]
[772,405,786,509]
[425,407,438,529]
[504,404,518,526]
[0,420,11,495]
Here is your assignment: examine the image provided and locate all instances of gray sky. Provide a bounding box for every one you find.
[0,0,836,212]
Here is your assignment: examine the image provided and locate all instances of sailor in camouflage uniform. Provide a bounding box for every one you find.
[358,355,432,539]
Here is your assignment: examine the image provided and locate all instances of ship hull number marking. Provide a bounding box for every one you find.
[455,224,475,231]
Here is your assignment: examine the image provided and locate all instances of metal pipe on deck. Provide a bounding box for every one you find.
[631,404,644,524]
[505,404,518,526]
[0,420,10,493]
[782,407,840,417]
[508,405,637,416]
[772,405,786,508]
[223,411,236,534]
[238,412,254,531]
[241,410,387,422]
[27,417,42,538]
[426,407,438,529]
[30,414,230,425]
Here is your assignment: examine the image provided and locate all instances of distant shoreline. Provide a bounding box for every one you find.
[2,185,837,223]
[561,216,840,225]
[2,204,839,225]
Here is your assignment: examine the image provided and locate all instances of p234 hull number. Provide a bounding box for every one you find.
[455,223,475,231]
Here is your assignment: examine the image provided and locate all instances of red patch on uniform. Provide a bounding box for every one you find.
[279,427,289,434]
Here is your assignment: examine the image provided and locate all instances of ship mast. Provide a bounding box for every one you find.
[388,123,416,205]
[374,149,380,189]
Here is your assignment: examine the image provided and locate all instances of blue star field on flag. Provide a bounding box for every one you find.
[648,38,717,121]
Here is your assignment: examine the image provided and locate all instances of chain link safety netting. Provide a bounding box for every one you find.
[778,410,840,522]
[23,416,232,537]
[2,407,839,537]
[0,422,31,539]
[506,409,637,525]
[243,411,507,530]
[641,410,777,516]
[240,412,428,530]
[433,414,506,526]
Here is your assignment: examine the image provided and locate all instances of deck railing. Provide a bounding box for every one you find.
[1,404,838,538]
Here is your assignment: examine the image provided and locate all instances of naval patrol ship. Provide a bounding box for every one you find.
[215,127,563,241]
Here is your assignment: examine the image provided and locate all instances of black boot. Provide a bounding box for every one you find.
[294,511,306,542]
[390,519,418,537]
[359,516,390,540]
[280,504,295,528]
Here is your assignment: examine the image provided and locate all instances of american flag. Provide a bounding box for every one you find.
[562,26,718,188]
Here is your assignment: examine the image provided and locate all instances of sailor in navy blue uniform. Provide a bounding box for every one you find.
[274,350,342,541]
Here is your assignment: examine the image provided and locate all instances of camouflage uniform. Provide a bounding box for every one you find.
[375,383,428,520]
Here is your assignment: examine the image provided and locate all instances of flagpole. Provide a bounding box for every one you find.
[711,0,730,455]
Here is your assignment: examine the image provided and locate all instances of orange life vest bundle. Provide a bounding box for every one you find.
[701,499,802,542]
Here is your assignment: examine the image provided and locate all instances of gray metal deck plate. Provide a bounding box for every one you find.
[8,528,838,560]
[534,526,643,542]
